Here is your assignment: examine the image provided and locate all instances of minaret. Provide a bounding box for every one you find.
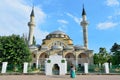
[28,7,35,46]
[80,5,89,49]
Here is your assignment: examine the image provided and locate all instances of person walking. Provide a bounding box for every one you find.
[70,66,76,78]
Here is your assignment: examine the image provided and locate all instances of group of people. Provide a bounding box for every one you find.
[70,65,76,78]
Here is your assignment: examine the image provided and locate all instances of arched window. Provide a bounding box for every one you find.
[33,53,36,58]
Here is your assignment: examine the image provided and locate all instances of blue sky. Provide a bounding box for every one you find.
[0,0,120,53]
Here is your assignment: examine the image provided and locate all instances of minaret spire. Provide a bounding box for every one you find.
[82,4,86,16]
[30,6,34,17]
[80,5,89,49]
[28,6,35,46]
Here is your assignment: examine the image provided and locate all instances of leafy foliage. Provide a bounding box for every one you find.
[93,53,99,64]
[93,47,111,65]
[110,43,120,65]
[0,34,32,69]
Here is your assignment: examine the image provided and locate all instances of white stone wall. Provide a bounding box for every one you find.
[45,54,67,75]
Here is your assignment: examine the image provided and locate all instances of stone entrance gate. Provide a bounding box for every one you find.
[45,54,67,75]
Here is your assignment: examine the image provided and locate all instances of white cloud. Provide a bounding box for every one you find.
[57,20,68,32]
[66,13,81,25]
[97,22,118,30]
[58,25,67,32]
[108,16,113,19]
[57,19,68,24]
[0,0,48,44]
[105,0,119,6]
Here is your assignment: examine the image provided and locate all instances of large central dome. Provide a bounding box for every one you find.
[45,30,70,39]
[49,30,66,35]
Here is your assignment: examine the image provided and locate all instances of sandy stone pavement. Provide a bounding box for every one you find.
[0,75,120,80]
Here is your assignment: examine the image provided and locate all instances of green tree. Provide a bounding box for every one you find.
[93,53,99,64]
[99,48,110,65]
[110,43,120,65]
[94,47,110,65]
[0,34,32,71]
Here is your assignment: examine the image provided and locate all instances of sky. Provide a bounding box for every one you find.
[0,0,120,53]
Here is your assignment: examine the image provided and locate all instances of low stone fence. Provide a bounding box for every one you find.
[0,62,120,74]
[0,62,29,74]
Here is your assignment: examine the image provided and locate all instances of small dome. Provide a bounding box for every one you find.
[41,46,48,50]
[64,46,74,50]
[29,45,38,49]
[29,45,38,51]
[74,45,85,50]
[52,45,63,50]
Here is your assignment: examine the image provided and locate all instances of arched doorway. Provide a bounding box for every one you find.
[65,53,75,71]
[52,64,60,75]
[39,53,49,65]
[78,53,88,65]
[78,53,88,73]
[39,53,49,71]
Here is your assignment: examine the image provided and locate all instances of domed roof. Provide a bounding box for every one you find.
[74,45,85,50]
[52,45,63,50]
[50,30,66,35]
[45,30,70,39]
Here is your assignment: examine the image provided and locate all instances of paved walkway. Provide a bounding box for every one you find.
[0,75,120,80]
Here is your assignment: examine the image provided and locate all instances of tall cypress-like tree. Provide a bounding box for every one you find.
[33,36,36,45]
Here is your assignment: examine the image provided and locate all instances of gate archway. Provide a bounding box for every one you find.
[52,64,60,75]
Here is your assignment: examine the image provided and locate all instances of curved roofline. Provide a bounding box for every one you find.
[49,30,66,35]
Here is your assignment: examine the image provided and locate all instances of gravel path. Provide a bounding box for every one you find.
[0,75,120,80]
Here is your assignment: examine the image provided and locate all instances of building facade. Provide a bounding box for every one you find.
[28,7,93,69]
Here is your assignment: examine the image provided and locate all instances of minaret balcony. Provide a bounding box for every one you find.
[41,46,48,50]
[28,22,35,26]
[81,21,88,26]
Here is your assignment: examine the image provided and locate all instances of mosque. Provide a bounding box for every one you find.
[27,6,93,74]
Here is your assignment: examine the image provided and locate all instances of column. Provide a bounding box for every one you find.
[84,63,88,73]
[35,52,39,69]
[75,58,78,68]
[36,59,39,69]
[104,63,109,73]
[23,62,28,73]
[110,62,112,68]
[1,62,8,73]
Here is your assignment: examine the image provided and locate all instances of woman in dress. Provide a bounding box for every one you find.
[70,66,76,78]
